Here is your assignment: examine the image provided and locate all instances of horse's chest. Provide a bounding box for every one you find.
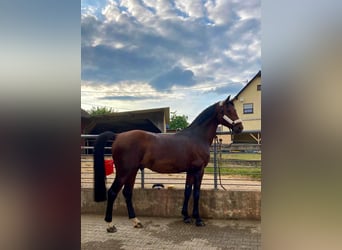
[163,143,209,163]
[190,148,210,167]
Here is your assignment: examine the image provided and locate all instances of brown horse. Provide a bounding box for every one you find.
[93,95,243,232]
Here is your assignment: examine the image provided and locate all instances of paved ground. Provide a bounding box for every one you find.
[81,214,261,250]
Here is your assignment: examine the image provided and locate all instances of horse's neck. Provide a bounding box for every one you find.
[189,119,218,145]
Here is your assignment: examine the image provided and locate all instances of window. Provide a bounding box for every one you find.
[243,103,253,114]
[257,84,261,91]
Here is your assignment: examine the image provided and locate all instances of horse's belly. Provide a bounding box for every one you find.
[146,157,206,173]
[146,159,185,173]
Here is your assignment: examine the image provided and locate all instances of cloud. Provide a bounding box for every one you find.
[99,95,159,101]
[205,0,236,26]
[174,0,205,19]
[81,0,261,116]
[210,82,245,95]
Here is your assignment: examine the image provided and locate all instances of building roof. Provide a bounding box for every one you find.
[81,109,91,119]
[94,107,170,124]
[233,70,261,101]
[82,107,170,134]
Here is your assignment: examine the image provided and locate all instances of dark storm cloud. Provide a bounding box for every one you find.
[150,67,195,91]
[81,15,102,47]
[81,14,204,86]
[81,44,165,83]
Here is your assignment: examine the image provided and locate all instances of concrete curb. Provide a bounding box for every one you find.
[81,188,261,220]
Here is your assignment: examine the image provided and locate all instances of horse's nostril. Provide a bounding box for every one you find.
[234,126,243,134]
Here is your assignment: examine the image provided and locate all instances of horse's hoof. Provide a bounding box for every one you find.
[134,222,143,228]
[106,225,117,233]
[183,217,192,224]
[195,220,205,227]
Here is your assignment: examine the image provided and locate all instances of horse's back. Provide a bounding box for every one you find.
[112,130,209,173]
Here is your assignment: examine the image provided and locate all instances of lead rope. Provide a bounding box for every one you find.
[218,161,227,191]
[218,127,233,191]
[216,136,225,191]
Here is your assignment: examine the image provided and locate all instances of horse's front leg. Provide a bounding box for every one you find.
[181,172,194,223]
[192,168,205,226]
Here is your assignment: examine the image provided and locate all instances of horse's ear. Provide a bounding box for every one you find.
[219,95,231,106]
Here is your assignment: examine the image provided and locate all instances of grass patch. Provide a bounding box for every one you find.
[205,164,261,180]
[213,153,261,161]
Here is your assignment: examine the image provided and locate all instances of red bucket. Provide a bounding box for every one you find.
[104,159,115,176]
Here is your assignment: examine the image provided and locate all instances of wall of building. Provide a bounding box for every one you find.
[233,76,261,132]
[219,72,261,145]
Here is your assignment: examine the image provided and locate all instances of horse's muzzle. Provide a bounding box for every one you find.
[232,123,243,134]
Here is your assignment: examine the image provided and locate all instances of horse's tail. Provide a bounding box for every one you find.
[93,131,116,202]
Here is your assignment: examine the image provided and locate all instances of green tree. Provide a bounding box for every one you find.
[88,106,114,116]
[169,111,189,130]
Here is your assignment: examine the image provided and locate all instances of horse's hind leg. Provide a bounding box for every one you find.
[122,171,143,228]
[105,178,124,232]
[182,172,194,223]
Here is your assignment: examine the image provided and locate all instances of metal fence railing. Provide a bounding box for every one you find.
[81,133,261,190]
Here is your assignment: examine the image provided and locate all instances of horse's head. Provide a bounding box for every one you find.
[217,95,243,134]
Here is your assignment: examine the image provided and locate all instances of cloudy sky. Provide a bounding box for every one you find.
[81,0,260,122]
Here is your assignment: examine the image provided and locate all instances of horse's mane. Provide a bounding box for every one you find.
[186,102,218,128]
